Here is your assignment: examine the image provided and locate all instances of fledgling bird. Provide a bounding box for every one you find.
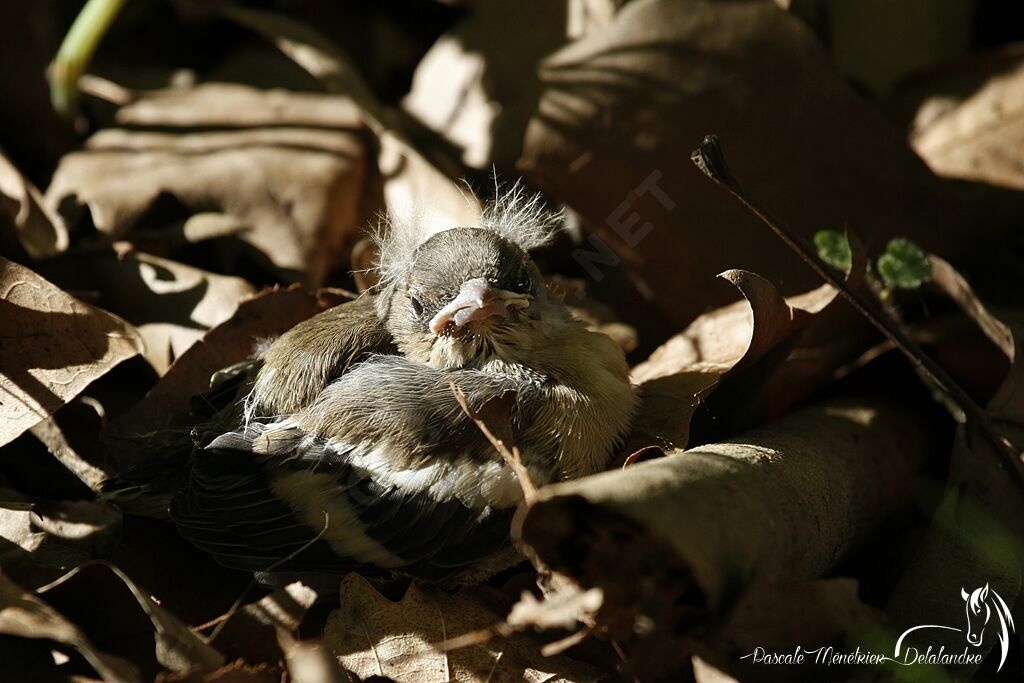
[125,190,637,585]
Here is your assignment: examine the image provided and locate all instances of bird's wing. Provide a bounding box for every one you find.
[246,295,396,420]
[170,422,515,581]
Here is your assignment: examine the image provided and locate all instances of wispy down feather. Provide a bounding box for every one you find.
[371,181,563,293]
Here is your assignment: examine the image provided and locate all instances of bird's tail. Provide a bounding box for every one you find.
[101,359,258,517]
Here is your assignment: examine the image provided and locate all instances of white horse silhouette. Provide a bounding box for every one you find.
[894,584,1015,672]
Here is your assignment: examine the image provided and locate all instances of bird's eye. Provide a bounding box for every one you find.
[410,295,424,316]
[512,270,532,293]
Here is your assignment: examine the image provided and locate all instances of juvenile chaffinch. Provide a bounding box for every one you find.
[118,191,638,585]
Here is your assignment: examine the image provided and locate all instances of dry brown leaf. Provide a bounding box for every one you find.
[0,148,68,259]
[516,395,936,677]
[0,493,121,589]
[911,51,1024,190]
[278,631,349,683]
[30,406,109,493]
[629,270,838,449]
[40,562,226,676]
[90,247,256,375]
[223,5,482,267]
[519,0,988,328]
[211,582,318,666]
[929,254,1014,359]
[0,571,141,683]
[0,256,143,448]
[402,0,569,170]
[323,573,599,682]
[45,83,367,288]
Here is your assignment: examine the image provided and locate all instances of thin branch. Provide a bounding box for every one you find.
[450,382,538,502]
[691,134,1024,490]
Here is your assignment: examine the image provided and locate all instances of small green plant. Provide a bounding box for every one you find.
[877,238,932,289]
[813,229,852,273]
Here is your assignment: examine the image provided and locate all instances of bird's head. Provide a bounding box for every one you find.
[374,189,569,369]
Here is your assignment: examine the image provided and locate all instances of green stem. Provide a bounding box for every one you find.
[50,0,127,114]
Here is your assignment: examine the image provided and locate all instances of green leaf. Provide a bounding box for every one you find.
[813,230,852,273]
[877,238,932,289]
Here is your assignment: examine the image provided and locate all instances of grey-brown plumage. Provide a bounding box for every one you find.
[161,194,638,584]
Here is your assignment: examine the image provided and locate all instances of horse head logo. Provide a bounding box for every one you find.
[961,584,1014,667]
[894,584,1015,672]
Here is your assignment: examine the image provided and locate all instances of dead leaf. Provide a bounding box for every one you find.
[45,82,368,288]
[323,573,599,682]
[69,246,256,375]
[30,406,109,493]
[911,51,1024,190]
[629,270,839,449]
[211,582,318,665]
[0,570,140,683]
[0,256,143,448]
[519,0,994,328]
[223,6,482,258]
[0,493,121,589]
[0,148,68,259]
[278,631,349,683]
[402,0,569,170]
[929,254,1013,359]
[40,562,226,675]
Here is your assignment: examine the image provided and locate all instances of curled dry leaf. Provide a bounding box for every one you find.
[0,148,68,259]
[40,562,226,676]
[45,83,368,288]
[629,270,842,449]
[0,571,140,683]
[519,0,986,327]
[515,395,936,677]
[323,573,599,683]
[0,492,122,589]
[0,256,143,448]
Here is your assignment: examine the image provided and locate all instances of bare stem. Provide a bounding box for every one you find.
[691,134,1024,489]
[450,382,538,502]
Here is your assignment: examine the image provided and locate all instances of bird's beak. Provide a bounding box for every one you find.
[429,277,530,335]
